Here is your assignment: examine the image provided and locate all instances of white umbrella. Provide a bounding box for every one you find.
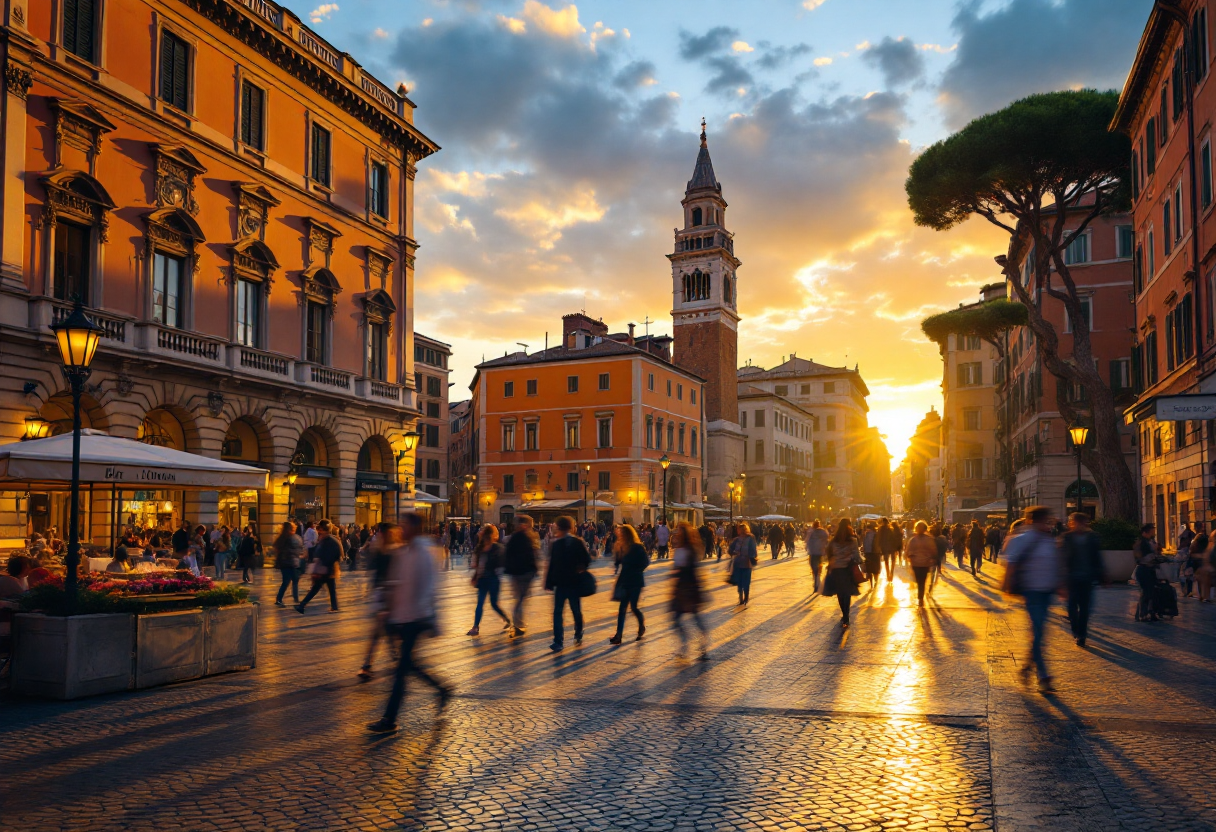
[0,430,268,491]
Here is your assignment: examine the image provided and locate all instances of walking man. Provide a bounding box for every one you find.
[545,515,591,651]
[805,520,828,592]
[1003,506,1061,693]
[967,520,986,577]
[296,519,341,614]
[367,513,451,733]
[655,519,670,560]
[503,514,539,638]
[1061,512,1104,647]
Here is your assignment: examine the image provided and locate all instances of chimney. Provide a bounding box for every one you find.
[628,323,635,345]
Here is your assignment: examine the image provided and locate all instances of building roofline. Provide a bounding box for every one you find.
[414,332,452,351]
[1111,1,1184,134]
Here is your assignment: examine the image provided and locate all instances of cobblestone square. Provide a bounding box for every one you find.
[3,553,1216,831]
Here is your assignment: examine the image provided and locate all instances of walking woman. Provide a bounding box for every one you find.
[906,521,938,606]
[671,521,709,660]
[728,521,759,605]
[610,524,650,644]
[862,521,881,587]
[467,524,511,636]
[273,521,304,606]
[1133,523,1164,622]
[237,525,262,584]
[823,518,862,628]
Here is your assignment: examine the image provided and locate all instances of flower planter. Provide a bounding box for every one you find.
[11,613,134,700]
[205,603,258,674]
[1102,550,1135,584]
[135,609,205,688]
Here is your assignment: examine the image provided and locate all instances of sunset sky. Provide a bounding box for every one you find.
[308,0,1153,467]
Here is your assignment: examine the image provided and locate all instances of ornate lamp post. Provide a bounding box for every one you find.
[660,454,670,524]
[583,463,591,524]
[49,303,104,608]
[395,430,420,519]
[1068,424,1090,516]
[463,473,476,522]
[727,478,735,526]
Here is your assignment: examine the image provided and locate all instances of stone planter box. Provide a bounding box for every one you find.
[11,603,258,700]
[205,604,257,674]
[135,609,205,688]
[1102,550,1135,583]
[11,613,134,700]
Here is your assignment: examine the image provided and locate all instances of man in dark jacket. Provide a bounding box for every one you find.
[296,519,342,614]
[967,521,986,577]
[1061,512,1104,647]
[952,523,967,569]
[544,515,591,651]
[985,524,1003,562]
[698,523,715,561]
[878,519,899,580]
[768,524,783,559]
[503,515,540,637]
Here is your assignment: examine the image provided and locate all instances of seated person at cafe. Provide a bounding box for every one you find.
[25,553,53,588]
[178,547,201,577]
[0,554,34,598]
[106,546,134,574]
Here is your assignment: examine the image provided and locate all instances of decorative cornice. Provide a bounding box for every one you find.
[5,62,32,101]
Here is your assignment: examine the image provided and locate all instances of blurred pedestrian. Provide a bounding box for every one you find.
[862,521,881,586]
[1003,506,1061,692]
[545,515,591,651]
[1061,512,1104,647]
[367,513,451,733]
[359,523,400,681]
[609,524,649,644]
[878,518,899,580]
[671,521,709,660]
[1133,523,1164,622]
[655,519,670,560]
[273,521,303,606]
[503,514,540,638]
[823,518,861,628]
[967,520,985,577]
[296,519,341,614]
[805,519,828,592]
[467,524,511,636]
[729,521,759,605]
[237,525,262,584]
[906,520,937,606]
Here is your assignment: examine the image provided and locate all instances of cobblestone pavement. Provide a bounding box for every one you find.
[3,548,1216,831]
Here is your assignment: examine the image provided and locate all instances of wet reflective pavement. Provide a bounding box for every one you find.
[3,550,1216,831]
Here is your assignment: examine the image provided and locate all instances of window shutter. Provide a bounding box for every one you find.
[173,38,188,109]
[241,83,252,145]
[64,0,79,55]
[160,34,175,102]
[251,86,264,149]
[956,363,965,386]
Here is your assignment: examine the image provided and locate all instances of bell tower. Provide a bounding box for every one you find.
[669,120,744,506]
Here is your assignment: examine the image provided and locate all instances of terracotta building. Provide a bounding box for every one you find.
[735,383,815,518]
[0,0,437,543]
[413,332,450,522]
[471,313,706,527]
[1114,0,1216,542]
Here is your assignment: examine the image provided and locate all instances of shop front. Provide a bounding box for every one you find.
[290,467,331,526]
[355,473,394,527]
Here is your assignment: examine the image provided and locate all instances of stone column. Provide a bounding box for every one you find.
[331,475,355,525]
[184,491,219,527]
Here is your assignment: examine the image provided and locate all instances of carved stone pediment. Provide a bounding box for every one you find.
[361,288,395,333]
[300,266,341,317]
[149,144,206,215]
[366,246,393,288]
[49,99,115,174]
[232,182,280,242]
[228,238,279,288]
[305,217,342,268]
[143,207,205,262]
[37,168,116,241]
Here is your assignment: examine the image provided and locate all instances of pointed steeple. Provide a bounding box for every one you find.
[687,118,720,193]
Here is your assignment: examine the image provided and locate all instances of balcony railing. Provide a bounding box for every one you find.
[228,345,292,378]
[50,301,127,342]
[156,327,222,360]
[296,362,353,390]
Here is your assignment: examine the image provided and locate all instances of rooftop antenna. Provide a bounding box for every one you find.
[545,331,549,351]
[642,315,653,338]
[517,342,528,355]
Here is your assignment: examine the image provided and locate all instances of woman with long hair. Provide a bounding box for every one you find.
[906,520,938,606]
[467,523,511,636]
[823,518,862,628]
[273,521,304,606]
[728,521,759,606]
[610,524,650,644]
[671,521,709,660]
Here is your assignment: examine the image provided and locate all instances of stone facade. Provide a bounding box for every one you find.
[0,0,437,544]
[413,332,451,518]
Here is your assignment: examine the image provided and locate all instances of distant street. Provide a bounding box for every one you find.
[3,551,1216,831]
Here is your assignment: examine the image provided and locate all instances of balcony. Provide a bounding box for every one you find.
[296,361,353,391]
[135,322,227,369]
[356,377,403,404]
[227,344,293,382]
[30,298,134,347]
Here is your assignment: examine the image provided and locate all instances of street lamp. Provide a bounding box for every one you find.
[660,454,670,524]
[1068,424,1090,516]
[463,473,476,522]
[49,302,104,608]
[583,463,591,524]
[22,415,51,441]
[727,478,735,526]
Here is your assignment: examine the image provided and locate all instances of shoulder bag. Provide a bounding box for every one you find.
[576,569,597,598]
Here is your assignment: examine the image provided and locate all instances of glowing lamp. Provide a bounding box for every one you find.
[23,415,51,441]
[1068,425,1090,448]
[50,304,104,371]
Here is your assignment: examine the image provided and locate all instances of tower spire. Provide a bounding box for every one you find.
[687,119,719,192]
[700,117,707,147]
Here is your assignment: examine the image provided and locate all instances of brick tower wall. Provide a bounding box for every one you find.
[674,319,738,423]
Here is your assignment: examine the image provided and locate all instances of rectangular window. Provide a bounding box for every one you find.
[647,373,655,391]
[151,252,183,328]
[62,0,97,63]
[503,474,515,494]
[648,472,655,491]
[159,30,191,111]
[678,425,685,454]
[1194,8,1210,80]
[824,382,836,394]
[598,373,610,390]
[800,384,810,395]
[526,379,538,396]
[1204,142,1214,210]
[826,414,836,432]
[1117,225,1134,258]
[1167,310,1176,371]
[691,428,698,457]
[1147,119,1158,173]
[740,411,747,429]
[310,123,331,187]
[565,420,580,449]
[567,375,579,393]
[1133,149,1141,200]
[597,417,612,448]
[305,300,328,364]
[369,161,389,218]
[1146,330,1159,385]
[1149,228,1156,275]
[957,362,982,386]
[426,376,441,396]
[963,458,984,480]
[691,388,697,404]
[503,381,514,398]
[565,471,579,492]
[677,383,683,400]
[1176,181,1185,241]
[525,422,538,451]
[598,471,610,491]
[525,470,539,490]
[666,422,675,451]
[755,410,765,428]
[645,415,654,448]
[240,80,265,150]
[426,402,440,418]
[1165,200,1173,256]
[426,459,440,479]
[502,423,515,452]
[963,408,981,431]
[775,384,788,396]
[667,379,672,396]
[1066,298,1092,333]
[754,439,764,464]
[424,424,439,447]
[1064,232,1090,265]
[235,278,261,348]
[367,321,387,381]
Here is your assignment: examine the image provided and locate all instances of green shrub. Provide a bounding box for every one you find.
[20,581,250,616]
[1092,517,1138,550]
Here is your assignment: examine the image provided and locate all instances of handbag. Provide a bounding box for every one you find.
[851,564,865,584]
[576,570,597,598]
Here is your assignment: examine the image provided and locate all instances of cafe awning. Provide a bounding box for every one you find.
[412,491,447,505]
[518,499,579,510]
[0,430,268,491]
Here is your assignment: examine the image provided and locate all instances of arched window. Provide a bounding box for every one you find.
[691,207,702,227]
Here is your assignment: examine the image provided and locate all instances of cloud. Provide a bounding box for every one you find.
[371,27,390,39]
[614,59,658,89]
[813,57,833,67]
[802,0,828,9]
[308,2,338,23]
[732,41,754,53]
[522,0,585,37]
[678,26,738,60]
[754,42,812,71]
[861,36,926,88]
[938,0,1153,129]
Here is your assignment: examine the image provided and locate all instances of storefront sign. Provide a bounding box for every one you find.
[299,466,333,479]
[356,478,394,492]
[1155,395,1216,421]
